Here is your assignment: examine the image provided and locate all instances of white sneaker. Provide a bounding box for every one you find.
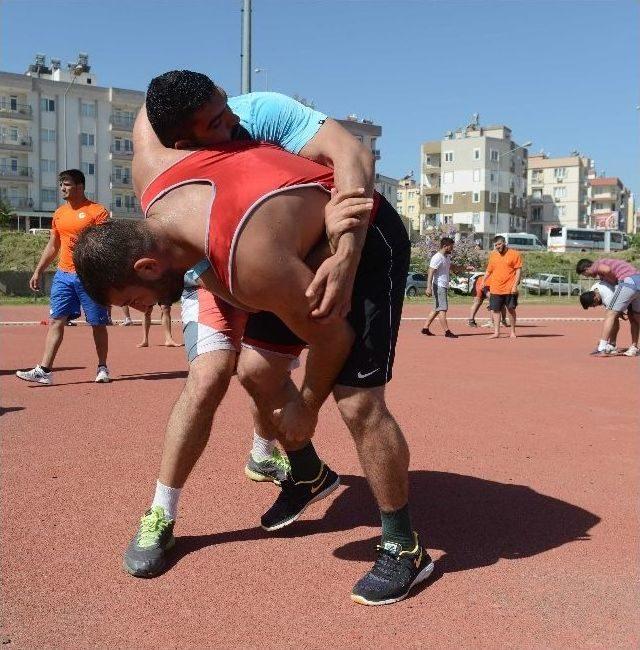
[16,365,52,385]
[95,366,110,383]
[120,318,133,326]
[623,345,639,357]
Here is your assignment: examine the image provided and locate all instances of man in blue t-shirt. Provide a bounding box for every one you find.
[123,72,396,591]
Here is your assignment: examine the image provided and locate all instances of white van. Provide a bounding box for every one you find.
[496,232,544,251]
[28,228,50,236]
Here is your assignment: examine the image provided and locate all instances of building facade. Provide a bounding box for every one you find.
[526,153,592,241]
[396,176,421,240]
[0,54,144,230]
[420,121,528,246]
[337,114,381,162]
[587,176,629,232]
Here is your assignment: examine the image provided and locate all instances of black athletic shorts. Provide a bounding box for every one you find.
[244,195,410,388]
[489,293,518,311]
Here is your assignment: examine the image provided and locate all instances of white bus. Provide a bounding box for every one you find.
[495,232,545,251]
[547,227,627,253]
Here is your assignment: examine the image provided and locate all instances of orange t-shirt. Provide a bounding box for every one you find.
[51,200,109,272]
[485,248,522,295]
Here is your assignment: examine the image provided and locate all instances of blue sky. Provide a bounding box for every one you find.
[1,0,637,194]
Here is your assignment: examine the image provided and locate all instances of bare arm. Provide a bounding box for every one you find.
[299,119,375,320]
[234,238,354,442]
[30,231,60,291]
[426,268,435,296]
[511,268,522,293]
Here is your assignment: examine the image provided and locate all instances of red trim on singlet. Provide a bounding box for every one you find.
[140,140,381,295]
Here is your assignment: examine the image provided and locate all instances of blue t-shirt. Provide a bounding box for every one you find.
[229,92,327,154]
[184,93,328,285]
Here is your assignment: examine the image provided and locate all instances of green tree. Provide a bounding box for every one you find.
[0,198,12,230]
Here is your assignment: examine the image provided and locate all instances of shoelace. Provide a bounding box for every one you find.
[138,507,171,548]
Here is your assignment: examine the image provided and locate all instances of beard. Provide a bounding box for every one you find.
[145,269,185,306]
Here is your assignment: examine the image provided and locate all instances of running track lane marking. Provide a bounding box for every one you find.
[0,317,605,326]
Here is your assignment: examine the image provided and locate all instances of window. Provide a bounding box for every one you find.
[531,207,542,220]
[443,194,453,205]
[408,205,415,214]
[40,98,55,112]
[442,214,453,225]
[113,138,133,152]
[532,189,543,199]
[473,169,481,182]
[443,171,454,184]
[490,172,496,183]
[472,213,480,225]
[9,95,18,110]
[41,188,57,203]
[80,132,95,147]
[553,186,567,200]
[473,148,480,160]
[554,206,566,218]
[472,192,480,203]
[80,102,96,117]
[81,162,95,175]
[553,167,566,180]
[490,191,497,203]
[40,159,56,173]
[40,128,56,142]
[490,149,499,162]
[444,151,454,162]
[396,191,402,202]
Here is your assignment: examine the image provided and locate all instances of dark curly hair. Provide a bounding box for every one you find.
[146,70,217,147]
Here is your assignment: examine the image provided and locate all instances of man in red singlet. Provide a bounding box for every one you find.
[73,110,434,606]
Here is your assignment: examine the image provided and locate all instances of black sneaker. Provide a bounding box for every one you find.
[444,330,458,338]
[244,449,290,483]
[468,319,478,327]
[351,533,434,606]
[421,328,434,336]
[261,463,340,531]
[123,506,175,578]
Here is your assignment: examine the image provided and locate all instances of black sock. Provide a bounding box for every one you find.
[380,503,414,551]
[287,443,322,482]
[40,365,51,373]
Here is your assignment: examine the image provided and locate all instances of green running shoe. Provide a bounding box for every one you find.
[123,505,175,578]
[244,448,290,483]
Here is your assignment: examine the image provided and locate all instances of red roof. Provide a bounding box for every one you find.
[589,177,621,187]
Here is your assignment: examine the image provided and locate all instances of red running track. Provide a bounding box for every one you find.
[1,304,638,648]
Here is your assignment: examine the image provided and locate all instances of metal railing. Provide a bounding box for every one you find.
[110,114,135,130]
[110,202,140,214]
[2,196,34,209]
[0,165,33,180]
[0,102,32,119]
[110,145,133,156]
[110,174,132,187]
[0,135,33,150]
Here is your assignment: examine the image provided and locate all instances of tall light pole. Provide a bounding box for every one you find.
[63,62,84,169]
[254,67,269,91]
[241,0,252,93]
[493,140,532,236]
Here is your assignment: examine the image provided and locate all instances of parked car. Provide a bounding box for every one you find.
[449,271,485,295]
[405,272,427,297]
[522,273,581,295]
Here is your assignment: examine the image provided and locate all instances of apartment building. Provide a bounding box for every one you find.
[587,176,629,232]
[337,114,381,162]
[0,54,143,229]
[420,120,528,246]
[526,152,592,241]
[396,176,421,240]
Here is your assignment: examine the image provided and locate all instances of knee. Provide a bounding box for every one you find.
[237,354,287,399]
[337,392,389,434]
[186,354,234,406]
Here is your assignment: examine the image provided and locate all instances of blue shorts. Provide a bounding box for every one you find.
[50,270,109,325]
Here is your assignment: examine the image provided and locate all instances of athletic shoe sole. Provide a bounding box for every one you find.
[95,375,110,383]
[122,536,176,578]
[350,560,435,606]
[15,373,52,385]
[261,475,341,532]
[244,465,278,483]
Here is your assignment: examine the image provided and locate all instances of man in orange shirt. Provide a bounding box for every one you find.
[482,235,522,339]
[16,170,111,384]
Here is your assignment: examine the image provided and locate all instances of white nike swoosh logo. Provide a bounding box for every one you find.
[356,368,380,379]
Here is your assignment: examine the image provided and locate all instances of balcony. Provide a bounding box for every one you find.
[0,102,32,120]
[110,174,133,189]
[110,203,142,219]
[530,195,544,204]
[590,192,614,201]
[0,136,33,152]
[110,145,133,160]
[0,165,33,181]
[2,196,34,209]
[110,114,135,131]
[423,184,440,195]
